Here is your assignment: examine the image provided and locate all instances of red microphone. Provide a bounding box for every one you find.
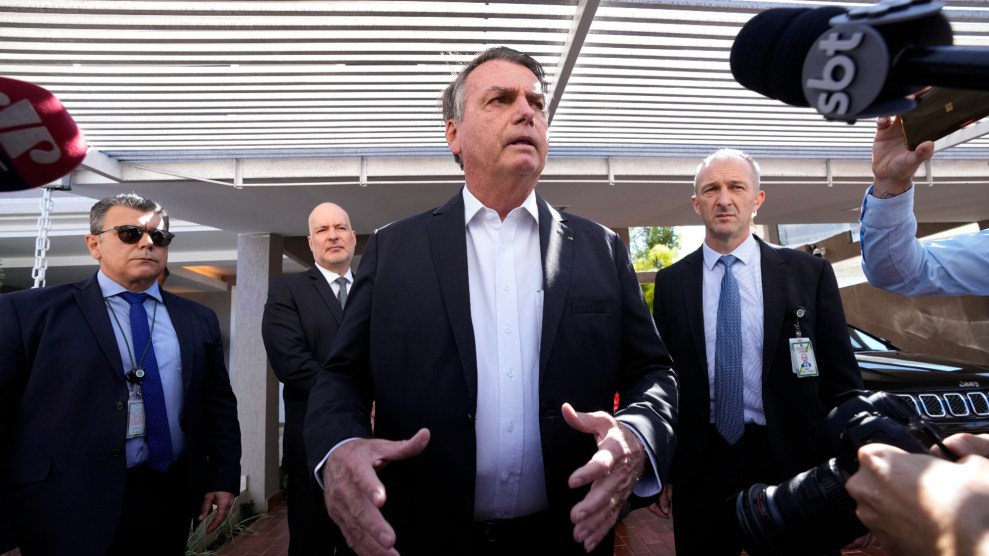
[0,76,87,192]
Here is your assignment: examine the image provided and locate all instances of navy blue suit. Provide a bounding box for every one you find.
[0,275,241,555]
[305,190,678,555]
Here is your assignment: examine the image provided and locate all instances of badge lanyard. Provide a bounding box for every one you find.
[788,306,819,378]
[105,296,159,387]
[105,296,160,439]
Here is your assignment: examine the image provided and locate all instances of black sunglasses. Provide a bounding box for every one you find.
[95,225,175,247]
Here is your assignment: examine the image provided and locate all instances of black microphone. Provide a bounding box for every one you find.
[730,0,989,122]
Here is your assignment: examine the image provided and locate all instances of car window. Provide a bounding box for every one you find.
[848,326,894,352]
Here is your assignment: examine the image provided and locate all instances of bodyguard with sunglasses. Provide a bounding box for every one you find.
[0,193,241,556]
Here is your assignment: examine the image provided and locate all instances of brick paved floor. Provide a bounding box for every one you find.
[217,503,892,556]
[216,501,289,556]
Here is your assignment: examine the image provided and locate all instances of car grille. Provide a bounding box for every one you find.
[897,392,989,419]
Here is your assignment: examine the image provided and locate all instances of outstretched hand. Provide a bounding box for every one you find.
[322,428,430,555]
[563,402,646,553]
[871,115,935,198]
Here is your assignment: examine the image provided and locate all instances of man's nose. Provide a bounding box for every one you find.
[513,97,535,124]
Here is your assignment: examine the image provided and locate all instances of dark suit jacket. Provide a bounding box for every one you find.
[0,275,241,555]
[262,266,344,475]
[653,238,862,484]
[305,190,678,555]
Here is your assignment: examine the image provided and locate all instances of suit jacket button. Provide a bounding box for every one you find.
[114,401,124,410]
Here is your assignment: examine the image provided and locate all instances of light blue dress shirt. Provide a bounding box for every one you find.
[98,271,185,467]
[860,186,989,296]
[701,234,766,426]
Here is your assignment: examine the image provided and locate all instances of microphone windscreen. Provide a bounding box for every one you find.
[730,8,809,101]
[0,77,87,192]
[730,6,846,107]
[769,6,847,106]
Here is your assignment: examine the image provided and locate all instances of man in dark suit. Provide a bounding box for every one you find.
[649,149,862,555]
[262,201,355,555]
[0,193,241,556]
[305,47,678,555]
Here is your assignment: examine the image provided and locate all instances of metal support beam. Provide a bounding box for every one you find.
[548,0,600,125]
[936,119,989,151]
[81,149,122,182]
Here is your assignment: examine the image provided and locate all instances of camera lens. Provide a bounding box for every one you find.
[734,390,952,555]
[736,458,867,556]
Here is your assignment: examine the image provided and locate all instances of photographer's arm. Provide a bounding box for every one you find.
[846,442,989,556]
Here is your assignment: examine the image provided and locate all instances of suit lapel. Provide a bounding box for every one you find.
[74,275,126,383]
[537,194,572,378]
[681,247,709,376]
[759,238,787,378]
[308,265,343,324]
[427,191,479,413]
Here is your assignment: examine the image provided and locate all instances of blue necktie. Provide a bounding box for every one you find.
[120,292,174,471]
[715,255,744,445]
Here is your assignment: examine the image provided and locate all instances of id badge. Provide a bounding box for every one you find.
[127,397,146,439]
[789,337,820,378]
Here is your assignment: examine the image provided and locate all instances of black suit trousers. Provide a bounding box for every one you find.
[672,424,774,556]
[286,470,346,556]
[108,458,192,556]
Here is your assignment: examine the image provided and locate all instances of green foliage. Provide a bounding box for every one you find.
[630,226,679,259]
[185,501,260,555]
[633,243,676,272]
[631,227,676,313]
[630,227,679,272]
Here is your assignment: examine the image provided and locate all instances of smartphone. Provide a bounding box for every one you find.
[901,87,989,150]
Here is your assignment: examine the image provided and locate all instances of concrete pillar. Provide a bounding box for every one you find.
[230,233,283,510]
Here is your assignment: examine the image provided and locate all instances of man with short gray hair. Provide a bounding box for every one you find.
[305,47,678,555]
[650,149,861,555]
[0,192,241,555]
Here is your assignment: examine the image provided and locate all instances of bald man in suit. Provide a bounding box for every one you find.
[262,202,355,555]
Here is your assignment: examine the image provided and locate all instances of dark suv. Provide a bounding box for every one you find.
[850,325,989,434]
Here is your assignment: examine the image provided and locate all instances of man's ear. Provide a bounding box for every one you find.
[754,189,766,212]
[445,120,462,158]
[85,234,102,261]
[691,195,702,216]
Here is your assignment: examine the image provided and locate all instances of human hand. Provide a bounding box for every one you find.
[1,548,22,556]
[562,402,645,553]
[932,432,989,460]
[199,491,236,534]
[846,442,989,556]
[647,484,672,519]
[322,428,430,555]
[871,115,935,198]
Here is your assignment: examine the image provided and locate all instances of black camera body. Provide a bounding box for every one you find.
[736,389,953,556]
